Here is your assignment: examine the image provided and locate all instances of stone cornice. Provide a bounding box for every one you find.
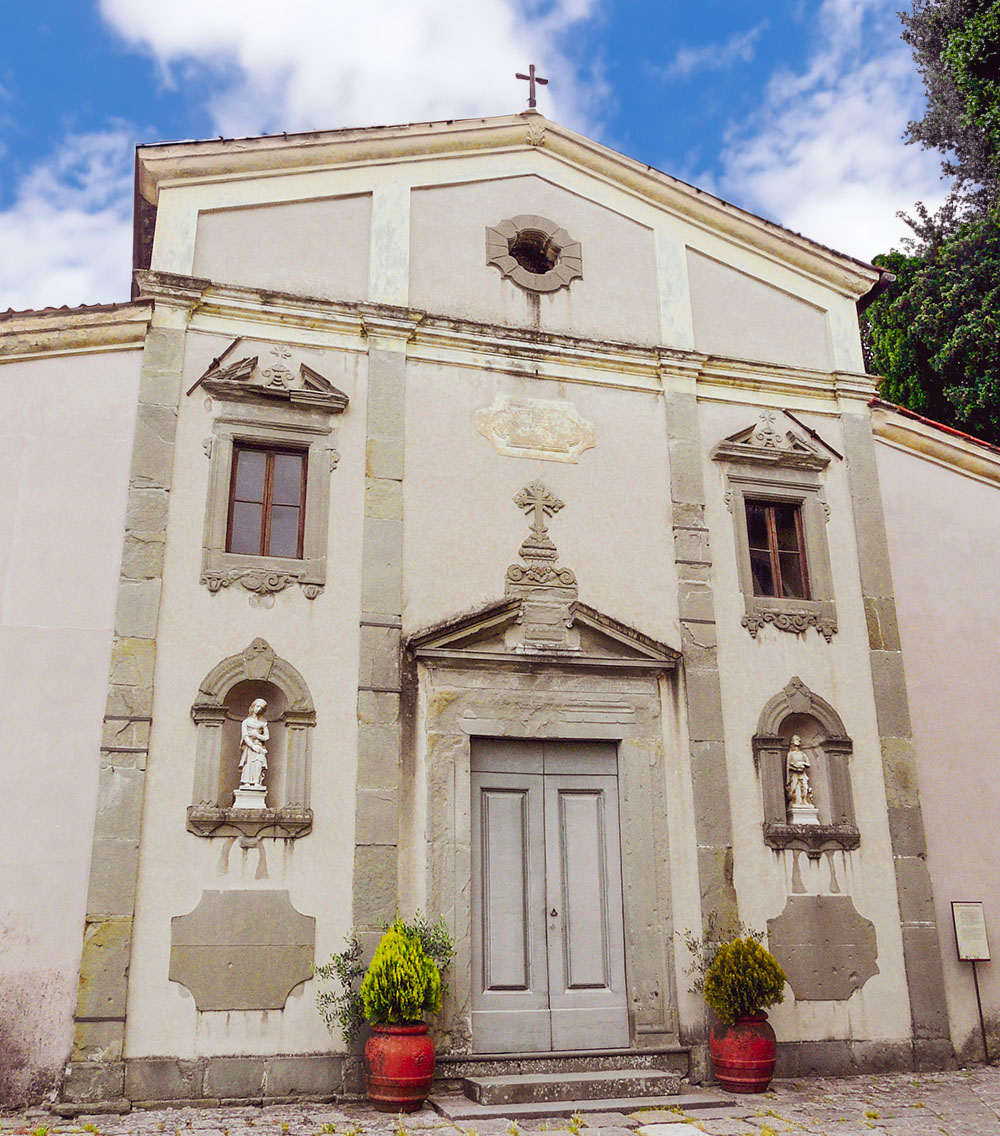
[0,301,153,361]
[136,114,879,300]
[870,401,1000,488]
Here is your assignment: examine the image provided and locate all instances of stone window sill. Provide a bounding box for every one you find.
[187,804,313,842]
[763,821,860,858]
[743,597,837,642]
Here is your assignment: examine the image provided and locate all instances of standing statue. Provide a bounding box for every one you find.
[785,735,814,807]
[238,698,269,790]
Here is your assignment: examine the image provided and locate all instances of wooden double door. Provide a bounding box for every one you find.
[470,739,629,1053]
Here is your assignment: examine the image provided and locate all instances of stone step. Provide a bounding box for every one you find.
[429,1090,734,1122]
[463,1068,682,1105]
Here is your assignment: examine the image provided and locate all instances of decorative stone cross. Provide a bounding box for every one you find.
[514,480,564,541]
[516,64,548,109]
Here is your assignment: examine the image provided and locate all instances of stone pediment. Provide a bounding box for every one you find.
[407,597,679,671]
[196,340,349,413]
[712,410,832,470]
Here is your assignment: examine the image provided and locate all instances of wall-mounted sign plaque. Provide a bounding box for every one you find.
[952,901,991,962]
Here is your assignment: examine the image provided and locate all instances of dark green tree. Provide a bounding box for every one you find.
[900,0,999,218]
[864,1,1000,443]
[867,218,1000,443]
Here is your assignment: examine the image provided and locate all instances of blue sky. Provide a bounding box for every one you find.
[0,0,950,311]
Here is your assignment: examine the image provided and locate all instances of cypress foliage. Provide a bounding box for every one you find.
[703,937,787,1026]
[359,919,443,1024]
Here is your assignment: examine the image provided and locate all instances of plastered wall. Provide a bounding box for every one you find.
[877,439,1000,1061]
[0,347,141,1102]
[124,328,368,1058]
[701,398,913,1046]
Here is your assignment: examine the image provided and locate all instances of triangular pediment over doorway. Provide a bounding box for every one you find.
[407,598,680,671]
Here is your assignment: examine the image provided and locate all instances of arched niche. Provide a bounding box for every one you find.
[188,637,315,840]
[753,676,859,857]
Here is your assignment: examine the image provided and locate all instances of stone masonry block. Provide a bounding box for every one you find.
[689,741,732,847]
[138,364,184,409]
[125,1058,204,1102]
[86,835,140,917]
[672,527,710,563]
[264,1054,343,1097]
[697,845,737,926]
[355,722,401,789]
[870,650,913,738]
[894,855,937,924]
[140,326,186,382]
[864,595,901,652]
[129,403,178,489]
[671,501,707,528]
[94,766,146,840]
[680,620,717,663]
[101,716,151,751]
[888,804,928,858]
[358,624,401,688]
[203,1056,266,1100]
[357,688,400,727]
[355,788,399,845]
[121,531,166,579]
[366,349,406,438]
[880,736,920,807]
[353,844,398,927]
[125,487,170,533]
[114,578,162,639]
[365,476,403,520]
[62,1060,125,1102]
[360,516,404,619]
[677,581,715,623]
[365,436,404,480]
[900,923,951,1038]
[70,1019,125,1063]
[683,668,725,741]
[668,436,705,506]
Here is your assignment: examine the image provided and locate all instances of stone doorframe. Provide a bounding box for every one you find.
[406,652,682,1055]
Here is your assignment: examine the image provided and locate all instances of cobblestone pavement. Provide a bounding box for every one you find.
[4,1069,999,1136]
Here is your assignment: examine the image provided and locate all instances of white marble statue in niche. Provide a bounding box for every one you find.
[233,698,269,809]
[785,734,820,825]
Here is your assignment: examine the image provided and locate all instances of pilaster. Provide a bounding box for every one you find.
[63,275,207,1106]
[352,308,423,935]
[661,354,738,932]
[840,409,953,1067]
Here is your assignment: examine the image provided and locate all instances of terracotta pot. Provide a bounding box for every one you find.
[363,1021,436,1112]
[708,1011,777,1093]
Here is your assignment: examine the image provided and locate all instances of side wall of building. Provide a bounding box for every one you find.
[0,317,145,1104]
[875,416,1000,1062]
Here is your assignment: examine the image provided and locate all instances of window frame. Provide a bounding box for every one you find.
[226,442,308,560]
[745,497,811,601]
[202,406,338,599]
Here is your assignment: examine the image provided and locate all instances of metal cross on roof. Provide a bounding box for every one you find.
[516,64,548,109]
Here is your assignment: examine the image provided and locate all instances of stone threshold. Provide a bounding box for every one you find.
[429,1091,736,1121]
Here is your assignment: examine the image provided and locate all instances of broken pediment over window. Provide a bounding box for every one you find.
[712,410,834,471]
[195,340,349,413]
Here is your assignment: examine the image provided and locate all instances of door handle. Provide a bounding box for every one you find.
[550,908,558,918]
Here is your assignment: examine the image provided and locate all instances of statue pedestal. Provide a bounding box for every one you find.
[232,786,267,810]
[788,803,820,826]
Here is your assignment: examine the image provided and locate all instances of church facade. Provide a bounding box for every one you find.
[2,112,997,1108]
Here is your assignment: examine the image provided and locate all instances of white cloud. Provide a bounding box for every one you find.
[716,0,950,260]
[661,22,769,81]
[97,0,605,139]
[0,130,134,312]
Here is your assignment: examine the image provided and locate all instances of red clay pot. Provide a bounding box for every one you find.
[708,1011,777,1093]
[363,1022,436,1112]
